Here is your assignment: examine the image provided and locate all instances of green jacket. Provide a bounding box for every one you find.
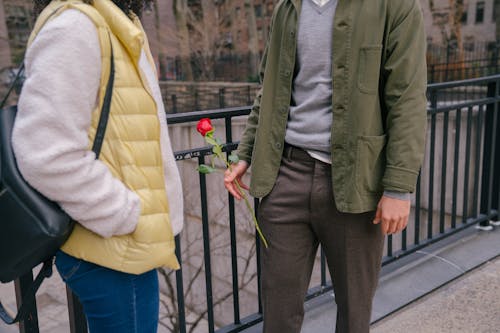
[237,0,428,213]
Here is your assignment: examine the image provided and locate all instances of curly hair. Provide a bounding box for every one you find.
[33,0,152,17]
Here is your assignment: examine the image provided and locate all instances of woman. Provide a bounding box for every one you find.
[12,0,183,332]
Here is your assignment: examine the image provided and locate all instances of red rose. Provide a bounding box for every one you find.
[196,118,214,137]
[194,117,269,248]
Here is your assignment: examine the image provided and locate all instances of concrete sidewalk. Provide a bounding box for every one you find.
[371,256,500,333]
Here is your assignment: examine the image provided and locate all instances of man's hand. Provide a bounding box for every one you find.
[373,196,410,235]
[224,161,250,200]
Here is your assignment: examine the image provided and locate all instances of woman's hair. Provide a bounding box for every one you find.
[33,0,152,17]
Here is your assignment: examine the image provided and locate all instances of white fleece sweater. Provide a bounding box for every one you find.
[12,10,184,238]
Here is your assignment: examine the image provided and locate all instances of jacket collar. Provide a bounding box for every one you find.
[93,0,144,62]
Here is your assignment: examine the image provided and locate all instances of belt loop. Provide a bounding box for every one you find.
[284,142,293,159]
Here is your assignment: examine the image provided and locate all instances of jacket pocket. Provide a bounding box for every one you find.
[357,45,382,94]
[355,134,386,194]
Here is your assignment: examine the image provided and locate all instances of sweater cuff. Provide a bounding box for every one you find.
[383,190,410,201]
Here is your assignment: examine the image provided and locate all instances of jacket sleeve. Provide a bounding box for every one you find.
[381,0,428,193]
[12,10,141,238]
[236,8,276,164]
[236,51,267,164]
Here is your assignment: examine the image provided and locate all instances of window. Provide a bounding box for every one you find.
[460,11,467,24]
[475,1,485,24]
[255,4,263,18]
[494,2,498,22]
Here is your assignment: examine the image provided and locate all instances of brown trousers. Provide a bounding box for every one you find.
[258,144,385,333]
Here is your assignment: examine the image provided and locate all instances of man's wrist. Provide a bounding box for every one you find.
[383,190,410,201]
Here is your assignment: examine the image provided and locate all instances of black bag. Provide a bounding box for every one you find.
[0,47,115,324]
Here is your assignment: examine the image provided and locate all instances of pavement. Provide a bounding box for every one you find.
[1,224,499,333]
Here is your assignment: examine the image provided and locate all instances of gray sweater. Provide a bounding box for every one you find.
[284,0,410,200]
[285,0,338,159]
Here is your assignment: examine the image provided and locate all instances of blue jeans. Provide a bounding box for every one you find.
[55,250,159,333]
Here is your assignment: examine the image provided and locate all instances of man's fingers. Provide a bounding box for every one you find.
[236,178,250,191]
[224,168,236,183]
[382,220,390,235]
[388,218,400,234]
[224,161,250,200]
[384,215,410,235]
[373,208,382,224]
[397,216,409,233]
[226,182,242,200]
[224,171,241,199]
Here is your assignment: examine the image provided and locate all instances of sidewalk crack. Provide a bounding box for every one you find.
[416,250,465,273]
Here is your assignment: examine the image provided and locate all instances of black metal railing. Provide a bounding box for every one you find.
[4,75,500,333]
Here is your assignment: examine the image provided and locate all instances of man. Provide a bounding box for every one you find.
[224,0,427,332]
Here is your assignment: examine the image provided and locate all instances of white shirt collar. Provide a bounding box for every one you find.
[310,0,331,7]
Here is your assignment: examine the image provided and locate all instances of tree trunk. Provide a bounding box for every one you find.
[244,0,260,77]
[495,0,500,42]
[0,0,12,69]
[173,0,193,81]
[200,0,218,80]
[449,0,465,78]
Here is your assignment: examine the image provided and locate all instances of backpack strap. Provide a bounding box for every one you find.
[0,259,53,324]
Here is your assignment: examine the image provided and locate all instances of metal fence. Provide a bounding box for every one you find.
[427,40,500,83]
[161,84,260,114]
[4,75,500,333]
[159,53,260,83]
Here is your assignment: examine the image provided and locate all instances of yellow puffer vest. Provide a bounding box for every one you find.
[29,0,179,273]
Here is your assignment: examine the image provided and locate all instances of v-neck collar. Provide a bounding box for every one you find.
[307,0,336,14]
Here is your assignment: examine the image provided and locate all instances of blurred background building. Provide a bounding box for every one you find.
[1,0,499,109]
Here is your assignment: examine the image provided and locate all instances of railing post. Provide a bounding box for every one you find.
[194,89,200,111]
[66,288,87,333]
[478,80,500,229]
[174,236,187,333]
[219,88,226,109]
[14,273,39,333]
[247,85,252,105]
[445,44,450,82]
[171,94,177,114]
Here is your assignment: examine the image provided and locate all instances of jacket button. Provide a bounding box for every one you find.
[290,30,296,37]
[337,21,348,28]
[281,106,288,113]
[275,142,282,150]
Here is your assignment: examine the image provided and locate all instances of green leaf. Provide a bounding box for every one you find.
[228,154,240,164]
[197,164,216,174]
[215,138,223,145]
